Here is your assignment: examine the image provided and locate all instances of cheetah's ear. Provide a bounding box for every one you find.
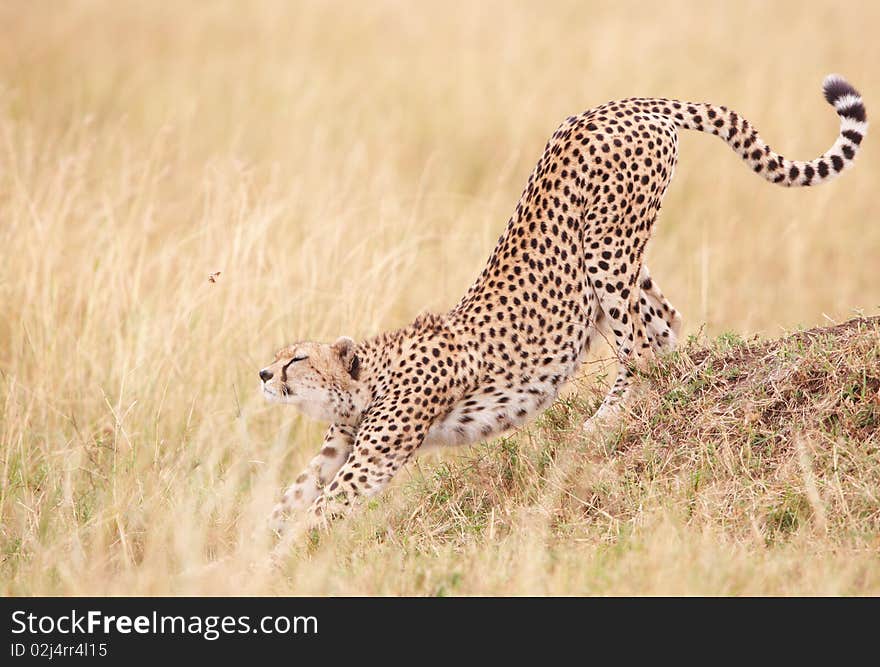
[332,336,360,380]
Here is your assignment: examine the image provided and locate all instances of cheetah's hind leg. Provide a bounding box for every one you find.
[637,265,683,355]
[583,266,682,434]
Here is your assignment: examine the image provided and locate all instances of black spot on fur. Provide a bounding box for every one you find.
[842,130,863,145]
[839,103,866,123]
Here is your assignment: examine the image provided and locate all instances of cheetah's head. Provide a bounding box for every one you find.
[259,336,364,424]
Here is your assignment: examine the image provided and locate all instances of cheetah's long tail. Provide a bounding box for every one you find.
[666,74,867,187]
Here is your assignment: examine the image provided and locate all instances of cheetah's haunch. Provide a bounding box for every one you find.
[260,75,867,538]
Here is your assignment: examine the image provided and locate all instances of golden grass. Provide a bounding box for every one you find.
[1,0,878,595]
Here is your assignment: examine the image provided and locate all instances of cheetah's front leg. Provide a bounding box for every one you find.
[270,423,355,534]
[302,396,436,531]
[272,402,447,553]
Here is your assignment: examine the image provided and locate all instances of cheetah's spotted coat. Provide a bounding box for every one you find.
[260,75,867,537]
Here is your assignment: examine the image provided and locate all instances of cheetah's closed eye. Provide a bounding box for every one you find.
[261,75,867,541]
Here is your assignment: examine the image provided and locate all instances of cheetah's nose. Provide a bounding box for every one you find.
[259,369,273,382]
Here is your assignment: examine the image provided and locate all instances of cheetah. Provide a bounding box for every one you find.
[260,75,866,538]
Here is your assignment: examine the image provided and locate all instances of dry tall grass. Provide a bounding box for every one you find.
[1,0,878,595]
